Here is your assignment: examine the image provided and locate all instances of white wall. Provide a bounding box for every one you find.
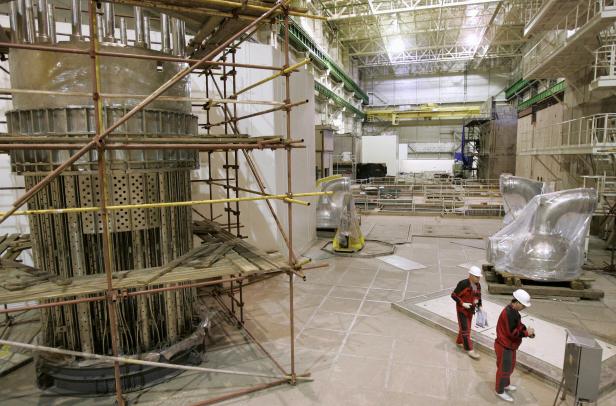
[191,43,316,255]
[399,159,454,174]
[362,72,509,105]
[361,135,399,176]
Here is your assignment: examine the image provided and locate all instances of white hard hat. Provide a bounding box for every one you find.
[468,266,482,277]
[513,289,531,307]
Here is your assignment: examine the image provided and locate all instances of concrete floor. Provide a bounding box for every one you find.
[2,215,616,405]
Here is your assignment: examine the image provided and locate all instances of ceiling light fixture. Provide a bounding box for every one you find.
[463,33,481,48]
[387,37,405,55]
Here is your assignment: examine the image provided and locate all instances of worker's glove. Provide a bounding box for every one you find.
[462,303,472,310]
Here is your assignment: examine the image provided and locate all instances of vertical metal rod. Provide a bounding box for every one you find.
[207,152,213,220]
[222,55,231,233]
[24,0,35,43]
[37,0,49,42]
[134,6,144,47]
[206,71,214,220]
[0,0,288,226]
[96,13,104,43]
[71,0,82,40]
[47,3,56,45]
[103,2,115,43]
[205,67,297,262]
[10,2,21,43]
[171,17,181,56]
[88,2,125,404]
[179,20,186,57]
[283,8,297,385]
[161,13,170,54]
[231,49,240,238]
[16,0,27,43]
[143,15,151,49]
[119,17,127,46]
[225,151,231,232]
[239,280,244,324]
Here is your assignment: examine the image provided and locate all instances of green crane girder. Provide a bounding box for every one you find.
[284,19,369,105]
[517,80,566,111]
[505,78,531,100]
[314,81,366,120]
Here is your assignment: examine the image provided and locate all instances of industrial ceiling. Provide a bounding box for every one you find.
[319,0,544,75]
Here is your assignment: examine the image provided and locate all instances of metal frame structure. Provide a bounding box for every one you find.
[317,0,542,74]
[522,0,616,79]
[352,176,503,216]
[0,1,325,404]
[590,43,616,90]
[517,113,616,156]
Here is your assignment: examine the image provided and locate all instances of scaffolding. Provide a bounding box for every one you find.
[0,1,328,405]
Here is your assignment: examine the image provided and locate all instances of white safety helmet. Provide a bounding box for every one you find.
[513,289,531,307]
[468,266,482,278]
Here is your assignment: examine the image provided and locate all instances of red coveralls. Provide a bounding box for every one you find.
[451,278,482,351]
[494,304,529,394]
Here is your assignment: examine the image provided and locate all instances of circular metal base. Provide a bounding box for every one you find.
[321,239,395,258]
[36,348,202,395]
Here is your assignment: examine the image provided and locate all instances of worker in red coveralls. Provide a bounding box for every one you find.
[451,265,483,360]
[494,289,535,403]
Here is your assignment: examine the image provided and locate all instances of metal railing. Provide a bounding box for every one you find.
[593,43,616,80]
[518,113,616,154]
[523,0,616,77]
[351,177,503,217]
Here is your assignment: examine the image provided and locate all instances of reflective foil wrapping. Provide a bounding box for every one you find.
[488,188,597,281]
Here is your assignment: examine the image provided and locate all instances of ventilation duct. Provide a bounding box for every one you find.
[316,177,351,230]
[500,174,550,224]
[488,188,597,281]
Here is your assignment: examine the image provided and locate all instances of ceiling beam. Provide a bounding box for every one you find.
[327,0,502,22]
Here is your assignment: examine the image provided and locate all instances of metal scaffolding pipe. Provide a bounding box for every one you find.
[0,0,291,226]
[88,1,123,403]
[233,58,310,97]
[0,87,287,106]
[206,99,309,128]
[0,4,310,404]
[71,0,82,39]
[0,142,304,150]
[0,339,308,381]
[0,191,329,216]
[111,0,325,21]
[0,41,284,70]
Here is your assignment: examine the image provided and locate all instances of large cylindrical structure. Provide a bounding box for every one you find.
[7,1,200,393]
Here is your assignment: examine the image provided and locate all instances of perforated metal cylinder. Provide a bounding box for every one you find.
[7,43,199,359]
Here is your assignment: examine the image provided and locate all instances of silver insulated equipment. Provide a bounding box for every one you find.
[6,0,200,394]
[488,188,597,281]
[500,174,549,224]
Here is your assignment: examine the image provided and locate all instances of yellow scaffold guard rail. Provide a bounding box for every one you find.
[0,191,333,216]
[316,174,342,187]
